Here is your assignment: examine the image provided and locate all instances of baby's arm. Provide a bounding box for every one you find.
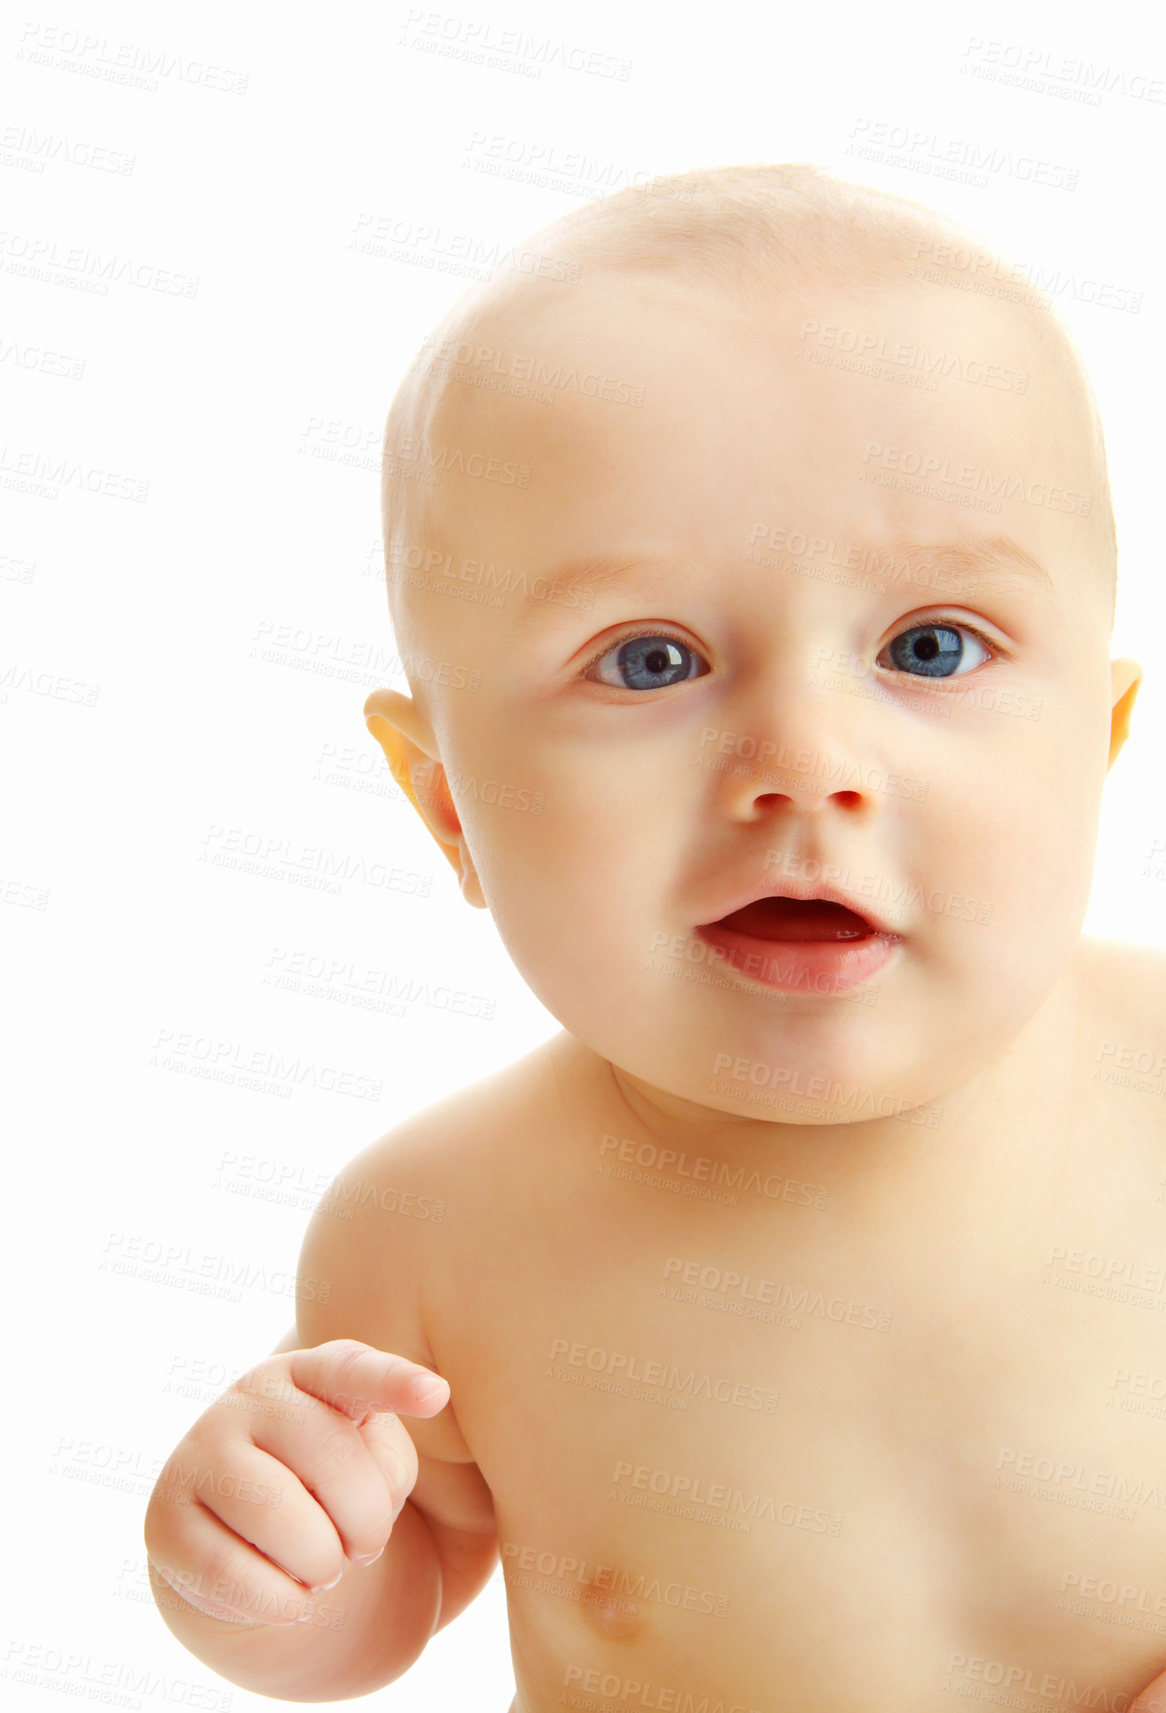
[143,1128,498,1700]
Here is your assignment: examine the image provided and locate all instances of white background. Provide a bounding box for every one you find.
[2,1,1164,1708]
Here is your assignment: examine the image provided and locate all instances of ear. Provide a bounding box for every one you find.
[1107,658,1143,773]
[362,688,487,909]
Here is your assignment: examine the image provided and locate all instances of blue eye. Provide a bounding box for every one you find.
[588,631,709,691]
[882,622,990,679]
[583,619,993,692]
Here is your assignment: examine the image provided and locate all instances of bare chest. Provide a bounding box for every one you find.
[432,1056,1166,1711]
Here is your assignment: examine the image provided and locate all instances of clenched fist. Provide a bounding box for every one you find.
[144,1340,450,1629]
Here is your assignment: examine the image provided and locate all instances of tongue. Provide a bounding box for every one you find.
[714,896,874,942]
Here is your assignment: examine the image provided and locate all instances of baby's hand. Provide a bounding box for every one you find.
[144,1340,450,1629]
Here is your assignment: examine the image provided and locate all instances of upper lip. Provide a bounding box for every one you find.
[695,876,902,938]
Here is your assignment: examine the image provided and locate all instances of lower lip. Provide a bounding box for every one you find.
[695,923,902,994]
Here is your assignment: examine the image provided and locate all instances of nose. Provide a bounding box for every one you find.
[737,757,869,820]
[701,676,890,820]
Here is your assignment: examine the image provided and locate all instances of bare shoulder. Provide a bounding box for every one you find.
[291,1031,569,1456]
[275,1043,569,1619]
[1076,936,1166,1150]
[1077,933,1166,1032]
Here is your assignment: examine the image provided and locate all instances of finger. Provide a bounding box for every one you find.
[246,1397,416,1567]
[356,1408,424,1522]
[286,1340,450,1425]
[147,1492,318,1629]
[161,1432,362,1591]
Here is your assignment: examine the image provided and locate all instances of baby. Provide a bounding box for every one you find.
[144,163,1166,1713]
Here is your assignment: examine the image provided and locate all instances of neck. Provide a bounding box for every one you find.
[561,953,1083,1195]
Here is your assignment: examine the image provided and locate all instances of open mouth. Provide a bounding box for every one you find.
[708,896,877,943]
[694,893,899,993]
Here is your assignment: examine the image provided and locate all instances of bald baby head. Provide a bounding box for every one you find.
[379,162,1117,703]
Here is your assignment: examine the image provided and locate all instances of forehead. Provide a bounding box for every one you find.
[415,271,1098,610]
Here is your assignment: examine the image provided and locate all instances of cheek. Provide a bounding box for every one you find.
[926,732,1101,965]
[459,725,684,882]
[459,763,666,994]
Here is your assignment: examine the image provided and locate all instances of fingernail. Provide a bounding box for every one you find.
[352,1547,384,1568]
[312,1573,343,1592]
[414,1378,448,1403]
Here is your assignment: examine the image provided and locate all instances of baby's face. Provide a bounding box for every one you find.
[383,271,1137,1140]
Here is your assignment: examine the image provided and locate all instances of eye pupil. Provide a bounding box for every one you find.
[887,622,969,679]
[597,635,697,691]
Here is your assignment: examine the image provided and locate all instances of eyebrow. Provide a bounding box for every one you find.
[513,535,1055,625]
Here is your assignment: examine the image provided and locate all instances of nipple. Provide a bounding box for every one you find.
[579,1579,646,1642]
